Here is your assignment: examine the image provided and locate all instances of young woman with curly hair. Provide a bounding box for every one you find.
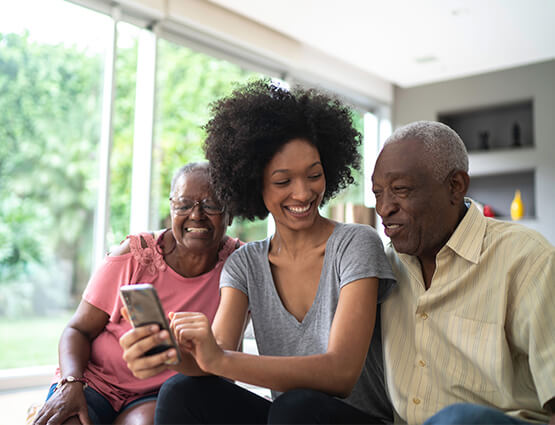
[120,79,396,424]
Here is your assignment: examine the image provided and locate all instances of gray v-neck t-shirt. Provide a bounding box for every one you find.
[220,222,396,422]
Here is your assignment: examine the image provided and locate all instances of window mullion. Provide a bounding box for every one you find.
[129,27,158,234]
[93,6,120,270]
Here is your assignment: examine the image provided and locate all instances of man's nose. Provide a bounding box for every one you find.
[376,191,398,218]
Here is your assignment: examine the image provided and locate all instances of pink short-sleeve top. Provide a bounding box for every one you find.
[55,232,239,411]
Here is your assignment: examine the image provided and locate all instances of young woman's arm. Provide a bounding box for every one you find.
[172,278,378,397]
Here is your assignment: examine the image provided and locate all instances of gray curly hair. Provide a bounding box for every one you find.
[383,121,468,181]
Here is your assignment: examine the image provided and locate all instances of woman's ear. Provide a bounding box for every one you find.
[449,170,470,204]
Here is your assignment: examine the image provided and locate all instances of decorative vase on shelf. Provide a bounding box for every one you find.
[510,190,524,220]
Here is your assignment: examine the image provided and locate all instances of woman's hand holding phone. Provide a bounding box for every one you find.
[119,314,178,379]
[119,306,207,378]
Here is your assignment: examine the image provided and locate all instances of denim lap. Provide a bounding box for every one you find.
[46,383,156,425]
[423,403,541,425]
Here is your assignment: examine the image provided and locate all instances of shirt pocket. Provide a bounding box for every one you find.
[435,314,503,401]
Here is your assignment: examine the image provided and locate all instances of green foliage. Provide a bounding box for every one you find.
[0,32,103,311]
[326,109,365,206]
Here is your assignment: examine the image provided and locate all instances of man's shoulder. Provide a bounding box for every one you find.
[384,244,413,277]
[484,218,554,255]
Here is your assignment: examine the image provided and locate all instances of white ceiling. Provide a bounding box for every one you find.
[208,0,555,88]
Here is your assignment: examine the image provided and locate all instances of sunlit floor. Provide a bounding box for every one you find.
[0,385,48,425]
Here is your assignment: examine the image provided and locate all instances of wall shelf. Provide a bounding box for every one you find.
[438,100,534,152]
[467,170,535,220]
[437,100,537,222]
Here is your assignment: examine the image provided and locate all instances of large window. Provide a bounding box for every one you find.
[0,0,111,368]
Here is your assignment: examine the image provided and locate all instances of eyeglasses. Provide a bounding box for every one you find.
[169,198,225,216]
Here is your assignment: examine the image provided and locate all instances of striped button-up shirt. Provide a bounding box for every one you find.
[382,200,554,424]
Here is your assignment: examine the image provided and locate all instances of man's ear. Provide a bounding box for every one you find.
[448,170,469,204]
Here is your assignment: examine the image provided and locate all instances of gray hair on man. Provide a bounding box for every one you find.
[383,121,469,182]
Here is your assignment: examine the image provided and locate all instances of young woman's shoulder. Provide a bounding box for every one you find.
[230,238,269,258]
[333,222,380,242]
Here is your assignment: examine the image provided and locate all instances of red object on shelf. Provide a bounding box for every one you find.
[483,205,495,217]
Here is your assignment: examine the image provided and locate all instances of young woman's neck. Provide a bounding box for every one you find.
[271,214,334,258]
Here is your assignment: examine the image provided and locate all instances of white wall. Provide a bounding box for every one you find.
[393,59,555,244]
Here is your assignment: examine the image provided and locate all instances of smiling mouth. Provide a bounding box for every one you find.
[285,202,313,216]
[186,227,209,233]
[383,223,402,237]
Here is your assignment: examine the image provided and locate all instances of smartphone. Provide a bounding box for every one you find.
[119,283,181,364]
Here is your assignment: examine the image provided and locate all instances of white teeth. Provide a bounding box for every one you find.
[288,204,310,213]
[186,228,208,233]
[386,224,400,229]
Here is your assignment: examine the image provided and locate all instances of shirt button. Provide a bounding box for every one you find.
[413,397,421,405]
[418,360,426,367]
[420,312,428,320]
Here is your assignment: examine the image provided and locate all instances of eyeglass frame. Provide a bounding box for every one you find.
[169,197,226,216]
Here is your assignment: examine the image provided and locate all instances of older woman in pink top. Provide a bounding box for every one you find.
[33,162,240,425]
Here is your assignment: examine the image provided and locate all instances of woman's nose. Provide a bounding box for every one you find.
[291,179,312,201]
[189,203,207,219]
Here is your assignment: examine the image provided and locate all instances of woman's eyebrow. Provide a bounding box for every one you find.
[270,161,322,176]
[271,169,289,176]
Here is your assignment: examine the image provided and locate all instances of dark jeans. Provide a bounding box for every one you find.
[46,383,157,424]
[155,375,386,424]
[423,403,542,425]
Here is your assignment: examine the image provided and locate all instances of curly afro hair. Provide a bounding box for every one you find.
[203,79,362,221]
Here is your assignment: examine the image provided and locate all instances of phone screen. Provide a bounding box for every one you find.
[119,283,181,363]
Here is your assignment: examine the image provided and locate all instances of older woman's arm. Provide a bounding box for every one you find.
[33,300,109,425]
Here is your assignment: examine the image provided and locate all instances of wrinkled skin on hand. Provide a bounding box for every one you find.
[33,383,91,425]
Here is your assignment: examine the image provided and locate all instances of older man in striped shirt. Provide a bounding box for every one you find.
[372,121,554,425]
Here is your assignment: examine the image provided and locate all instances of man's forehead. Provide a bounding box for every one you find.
[383,137,427,156]
[373,139,432,181]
